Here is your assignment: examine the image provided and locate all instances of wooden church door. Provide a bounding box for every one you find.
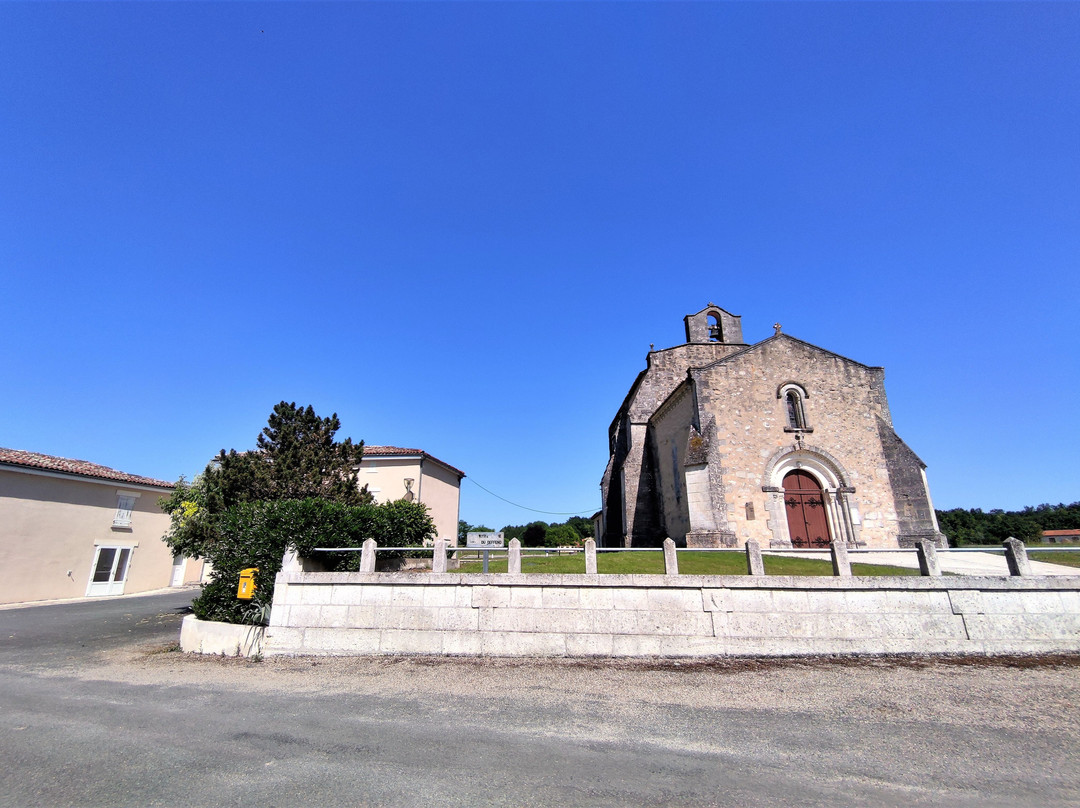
[783,470,831,548]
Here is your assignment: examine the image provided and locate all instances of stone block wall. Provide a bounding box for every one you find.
[264,571,1080,658]
[649,383,695,540]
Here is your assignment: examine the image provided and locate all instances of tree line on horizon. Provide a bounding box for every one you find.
[935,502,1079,545]
[459,516,595,548]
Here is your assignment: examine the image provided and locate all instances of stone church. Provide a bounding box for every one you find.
[600,304,946,550]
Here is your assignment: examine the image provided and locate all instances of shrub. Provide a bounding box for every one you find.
[521,522,548,546]
[189,497,435,624]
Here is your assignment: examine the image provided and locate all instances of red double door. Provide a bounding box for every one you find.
[783,470,832,548]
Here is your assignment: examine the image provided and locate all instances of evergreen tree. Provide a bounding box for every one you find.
[160,402,373,558]
[250,401,371,505]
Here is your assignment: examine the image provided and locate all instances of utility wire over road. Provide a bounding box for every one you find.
[465,477,596,516]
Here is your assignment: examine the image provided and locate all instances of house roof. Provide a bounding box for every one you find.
[1043,529,1080,537]
[0,447,174,489]
[361,446,466,478]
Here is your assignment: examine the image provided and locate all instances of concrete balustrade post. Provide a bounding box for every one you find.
[745,540,765,576]
[432,539,448,574]
[359,538,376,573]
[830,540,852,577]
[281,549,304,573]
[663,538,679,576]
[585,539,597,575]
[916,539,942,576]
[508,538,522,574]
[1003,537,1031,577]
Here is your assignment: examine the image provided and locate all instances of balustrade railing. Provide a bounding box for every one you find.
[295,537,1079,579]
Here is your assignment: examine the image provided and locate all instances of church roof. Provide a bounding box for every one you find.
[688,302,740,318]
[361,446,466,478]
[696,333,883,373]
[0,447,174,488]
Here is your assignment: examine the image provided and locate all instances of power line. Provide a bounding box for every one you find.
[465,477,596,516]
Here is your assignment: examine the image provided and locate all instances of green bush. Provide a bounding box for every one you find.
[544,523,583,547]
[189,497,435,624]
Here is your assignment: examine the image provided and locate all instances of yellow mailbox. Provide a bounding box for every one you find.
[237,567,258,599]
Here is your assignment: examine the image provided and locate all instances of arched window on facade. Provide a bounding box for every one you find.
[778,382,810,431]
[786,391,805,429]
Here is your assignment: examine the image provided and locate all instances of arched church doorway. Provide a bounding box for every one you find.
[783,469,831,548]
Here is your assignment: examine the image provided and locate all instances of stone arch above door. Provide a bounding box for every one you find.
[762,444,850,491]
[761,446,858,548]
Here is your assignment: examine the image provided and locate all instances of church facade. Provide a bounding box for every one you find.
[600,304,946,550]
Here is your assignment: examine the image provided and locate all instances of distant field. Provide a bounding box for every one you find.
[455,549,919,576]
[1029,551,1080,569]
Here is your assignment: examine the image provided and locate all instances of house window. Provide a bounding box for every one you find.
[113,494,137,528]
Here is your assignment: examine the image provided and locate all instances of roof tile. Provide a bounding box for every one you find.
[0,448,174,489]
[361,445,465,478]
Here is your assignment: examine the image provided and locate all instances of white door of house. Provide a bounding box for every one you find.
[170,554,185,587]
[86,546,133,597]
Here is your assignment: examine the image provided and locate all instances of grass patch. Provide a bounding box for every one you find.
[851,562,922,576]
[762,555,918,576]
[1029,551,1080,569]
[456,550,917,576]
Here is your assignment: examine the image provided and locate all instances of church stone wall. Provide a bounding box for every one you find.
[605,343,739,546]
[693,337,904,549]
[876,420,945,547]
[626,344,739,421]
[648,383,695,542]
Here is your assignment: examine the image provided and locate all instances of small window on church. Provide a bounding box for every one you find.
[778,382,812,432]
[785,391,806,429]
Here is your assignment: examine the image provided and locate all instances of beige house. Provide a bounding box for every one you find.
[359,446,464,545]
[0,448,203,605]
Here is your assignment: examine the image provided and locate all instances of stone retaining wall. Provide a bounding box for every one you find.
[180,614,266,657]
[264,571,1080,658]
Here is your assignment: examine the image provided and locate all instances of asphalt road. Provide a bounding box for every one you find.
[0,589,196,667]
[1,591,1078,807]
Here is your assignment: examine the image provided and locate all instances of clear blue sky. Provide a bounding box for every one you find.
[2,3,1077,531]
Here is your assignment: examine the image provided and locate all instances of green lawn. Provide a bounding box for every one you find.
[1029,551,1080,569]
[454,550,919,576]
